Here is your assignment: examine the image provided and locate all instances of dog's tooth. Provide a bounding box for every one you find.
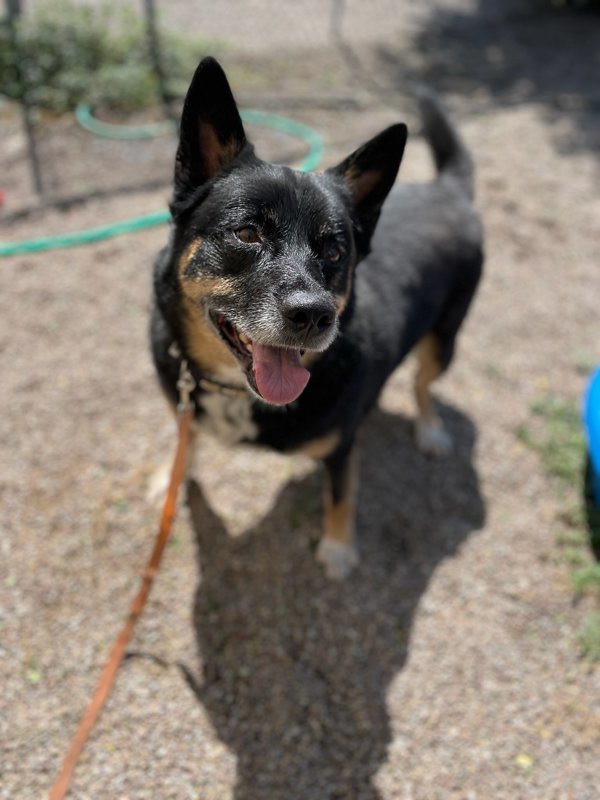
[239,332,250,345]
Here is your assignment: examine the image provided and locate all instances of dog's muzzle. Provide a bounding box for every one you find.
[210,298,337,406]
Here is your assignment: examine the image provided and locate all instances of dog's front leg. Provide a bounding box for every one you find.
[146,410,198,504]
[316,446,359,579]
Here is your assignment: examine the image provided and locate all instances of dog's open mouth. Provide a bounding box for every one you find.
[212,312,310,406]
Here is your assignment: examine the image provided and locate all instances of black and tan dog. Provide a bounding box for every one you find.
[150,57,483,578]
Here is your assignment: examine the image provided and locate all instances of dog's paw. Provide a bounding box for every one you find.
[316,537,359,580]
[415,418,453,457]
[146,461,172,505]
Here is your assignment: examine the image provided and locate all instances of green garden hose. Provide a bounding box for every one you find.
[0,108,325,257]
[74,103,175,139]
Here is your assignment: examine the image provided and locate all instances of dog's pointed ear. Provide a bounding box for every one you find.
[328,123,407,254]
[174,57,248,198]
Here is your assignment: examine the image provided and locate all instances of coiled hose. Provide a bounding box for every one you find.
[0,105,325,257]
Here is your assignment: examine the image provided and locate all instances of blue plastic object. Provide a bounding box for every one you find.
[583,367,600,506]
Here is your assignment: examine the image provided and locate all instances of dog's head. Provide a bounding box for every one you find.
[170,57,406,406]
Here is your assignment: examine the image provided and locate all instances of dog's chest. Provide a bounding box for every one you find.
[198,390,259,444]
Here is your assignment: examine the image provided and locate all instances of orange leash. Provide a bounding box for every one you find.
[49,392,195,800]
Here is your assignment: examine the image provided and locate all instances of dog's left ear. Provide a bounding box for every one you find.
[328,123,407,254]
[174,57,250,200]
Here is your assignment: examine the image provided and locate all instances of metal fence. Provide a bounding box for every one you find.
[2,0,423,207]
[2,0,597,211]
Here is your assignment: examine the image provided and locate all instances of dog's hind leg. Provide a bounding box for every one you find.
[414,247,482,457]
[316,447,360,579]
[414,334,453,457]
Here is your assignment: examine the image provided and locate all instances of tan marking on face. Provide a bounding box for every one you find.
[414,334,443,424]
[180,295,238,375]
[178,237,204,279]
[178,238,236,332]
[323,450,358,547]
[178,238,235,303]
[335,295,348,315]
[334,262,354,317]
[177,241,244,381]
[181,274,235,304]
[291,430,341,460]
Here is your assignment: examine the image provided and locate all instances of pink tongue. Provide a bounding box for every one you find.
[252,343,310,405]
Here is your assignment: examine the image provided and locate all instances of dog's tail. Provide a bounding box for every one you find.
[416,88,474,200]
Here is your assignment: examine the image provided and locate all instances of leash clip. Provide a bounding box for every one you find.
[176,358,196,414]
[169,340,195,413]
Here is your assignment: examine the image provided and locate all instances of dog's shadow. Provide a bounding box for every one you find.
[185,403,485,799]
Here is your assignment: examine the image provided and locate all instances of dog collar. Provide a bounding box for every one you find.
[196,375,249,396]
[168,341,248,397]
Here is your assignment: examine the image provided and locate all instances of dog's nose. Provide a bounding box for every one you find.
[283,292,335,336]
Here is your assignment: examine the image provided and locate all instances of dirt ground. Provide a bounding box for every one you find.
[1,2,599,799]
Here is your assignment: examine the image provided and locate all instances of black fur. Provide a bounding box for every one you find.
[150,57,483,574]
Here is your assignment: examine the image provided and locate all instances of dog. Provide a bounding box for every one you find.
[150,57,483,579]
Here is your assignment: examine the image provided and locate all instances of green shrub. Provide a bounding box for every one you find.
[0,0,213,114]
[578,612,600,661]
[518,392,600,661]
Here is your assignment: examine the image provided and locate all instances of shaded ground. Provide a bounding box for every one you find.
[1,2,599,798]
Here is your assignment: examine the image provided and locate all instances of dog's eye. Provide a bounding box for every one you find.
[234,226,261,245]
[323,241,343,264]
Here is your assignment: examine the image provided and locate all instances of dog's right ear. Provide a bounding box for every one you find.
[174,57,249,199]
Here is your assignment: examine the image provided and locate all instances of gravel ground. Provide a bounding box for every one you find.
[1,2,599,799]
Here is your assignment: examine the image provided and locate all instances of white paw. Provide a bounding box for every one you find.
[415,418,453,457]
[146,461,172,505]
[316,537,359,580]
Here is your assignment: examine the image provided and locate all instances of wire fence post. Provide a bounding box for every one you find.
[5,0,45,196]
[144,0,178,128]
